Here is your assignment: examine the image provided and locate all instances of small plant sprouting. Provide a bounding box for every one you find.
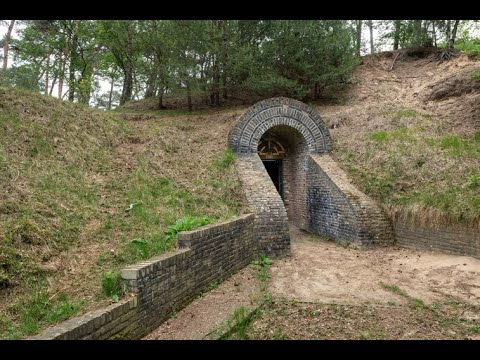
[216,148,235,168]
[165,215,212,240]
[252,255,273,282]
[101,271,125,302]
[466,175,480,188]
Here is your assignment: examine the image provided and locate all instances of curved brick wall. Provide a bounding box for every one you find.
[228,97,332,154]
[234,154,290,257]
[308,154,394,248]
[231,97,394,254]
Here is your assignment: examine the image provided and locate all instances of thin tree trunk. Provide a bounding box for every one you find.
[1,20,15,79]
[393,20,401,50]
[49,74,57,96]
[120,26,134,105]
[108,74,114,110]
[356,20,362,57]
[68,50,76,102]
[446,20,451,45]
[368,20,374,54]
[158,87,164,109]
[451,20,460,45]
[432,21,437,47]
[221,20,228,99]
[187,81,192,112]
[413,20,422,47]
[58,54,65,99]
[45,54,50,95]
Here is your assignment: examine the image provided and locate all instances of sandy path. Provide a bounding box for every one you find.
[143,266,261,340]
[270,227,480,306]
[144,226,480,340]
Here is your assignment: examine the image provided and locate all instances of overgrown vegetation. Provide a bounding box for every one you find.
[0,285,84,339]
[334,107,480,225]
[0,88,244,338]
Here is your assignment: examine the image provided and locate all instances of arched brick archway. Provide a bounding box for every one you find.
[230,97,394,258]
[228,97,332,154]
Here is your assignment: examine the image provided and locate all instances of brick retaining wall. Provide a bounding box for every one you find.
[31,214,255,340]
[393,217,480,259]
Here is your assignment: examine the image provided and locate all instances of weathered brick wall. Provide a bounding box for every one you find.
[307,154,395,248]
[393,217,480,259]
[235,154,290,257]
[228,97,332,154]
[265,126,309,230]
[31,214,255,340]
[230,97,395,253]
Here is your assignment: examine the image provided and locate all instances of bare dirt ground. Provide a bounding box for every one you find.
[143,227,480,340]
[143,265,262,340]
[270,227,480,306]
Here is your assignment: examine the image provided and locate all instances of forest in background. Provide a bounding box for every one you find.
[1,20,479,110]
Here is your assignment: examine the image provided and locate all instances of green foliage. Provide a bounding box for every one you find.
[466,175,480,188]
[223,306,252,340]
[0,288,83,339]
[165,215,212,239]
[369,131,388,141]
[380,282,425,311]
[456,38,480,59]
[215,148,235,168]
[252,255,273,282]
[101,271,124,302]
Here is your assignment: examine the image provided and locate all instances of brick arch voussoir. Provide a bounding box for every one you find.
[229,97,331,154]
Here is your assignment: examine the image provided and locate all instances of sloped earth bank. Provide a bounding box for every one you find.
[144,228,480,340]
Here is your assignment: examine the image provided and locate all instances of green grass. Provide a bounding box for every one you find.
[0,87,245,338]
[336,118,480,225]
[215,148,236,168]
[101,271,125,302]
[251,256,273,283]
[0,287,83,339]
[380,282,426,311]
[456,39,480,59]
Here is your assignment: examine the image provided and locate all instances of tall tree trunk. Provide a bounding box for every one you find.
[432,21,437,47]
[120,27,134,105]
[212,56,220,106]
[144,62,157,98]
[1,20,15,80]
[393,20,401,50]
[108,74,114,110]
[368,20,374,54]
[44,54,50,95]
[49,74,57,96]
[58,53,65,99]
[451,20,460,45]
[120,67,133,105]
[68,49,76,102]
[221,20,228,99]
[356,20,362,57]
[186,81,192,112]
[445,20,451,45]
[158,87,165,109]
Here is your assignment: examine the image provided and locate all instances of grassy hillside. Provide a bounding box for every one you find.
[318,52,480,228]
[0,88,245,339]
[1,51,478,339]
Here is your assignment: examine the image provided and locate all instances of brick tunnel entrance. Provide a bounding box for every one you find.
[258,125,309,228]
[228,97,394,257]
